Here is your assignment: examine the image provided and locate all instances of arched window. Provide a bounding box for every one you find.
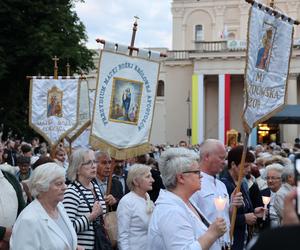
[157,80,165,97]
[195,25,203,41]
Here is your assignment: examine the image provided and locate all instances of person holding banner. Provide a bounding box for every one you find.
[148,147,227,250]
[95,151,123,211]
[220,146,265,250]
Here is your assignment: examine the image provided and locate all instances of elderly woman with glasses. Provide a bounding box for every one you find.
[148,147,227,250]
[63,148,107,250]
[10,163,80,250]
[260,163,284,229]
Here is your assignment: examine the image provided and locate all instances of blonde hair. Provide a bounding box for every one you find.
[126,164,151,191]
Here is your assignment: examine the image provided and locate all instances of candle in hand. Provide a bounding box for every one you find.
[262,196,270,221]
[214,196,227,247]
[214,196,227,212]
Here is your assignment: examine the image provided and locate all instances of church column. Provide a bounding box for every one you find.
[283,74,298,143]
[239,2,250,40]
[218,74,231,144]
[192,74,205,144]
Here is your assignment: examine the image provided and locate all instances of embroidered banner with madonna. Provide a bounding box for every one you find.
[242,1,294,133]
[90,44,160,159]
[29,77,80,147]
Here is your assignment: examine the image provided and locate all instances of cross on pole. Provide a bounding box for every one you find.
[52,55,59,79]
[129,16,139,56]
[66,62,70,77]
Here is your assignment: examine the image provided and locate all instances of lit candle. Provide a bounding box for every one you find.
[214,196,227,213]
[262,196,270,221]
[214,196,227,248]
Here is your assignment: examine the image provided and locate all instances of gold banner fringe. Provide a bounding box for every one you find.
[90,135,151,160]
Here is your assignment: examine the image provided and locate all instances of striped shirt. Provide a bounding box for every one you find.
[63,180,107,250]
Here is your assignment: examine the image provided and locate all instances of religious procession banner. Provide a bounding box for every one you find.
[90,49,160,159]
[242,2,294,133]
[65,79,91,142]
[29,78,80,147]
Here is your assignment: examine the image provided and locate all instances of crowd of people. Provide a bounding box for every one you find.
[0,136,300,250]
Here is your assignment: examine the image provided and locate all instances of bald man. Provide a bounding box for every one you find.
[190,139,243,249]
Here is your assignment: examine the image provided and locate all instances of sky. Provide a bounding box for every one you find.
[74,0,173,50]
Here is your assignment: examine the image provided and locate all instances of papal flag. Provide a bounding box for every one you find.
[29,78,80,146]
[242,1,294,133]
[90,44,160,159]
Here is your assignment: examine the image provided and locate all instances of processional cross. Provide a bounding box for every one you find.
[52,55,59,79]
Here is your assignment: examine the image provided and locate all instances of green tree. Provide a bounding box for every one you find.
[0,0,95,140]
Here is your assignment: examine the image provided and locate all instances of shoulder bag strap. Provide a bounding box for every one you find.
[73,182,93,212]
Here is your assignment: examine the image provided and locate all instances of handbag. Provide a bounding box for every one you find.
[73,182,113,250]
[104,211,118,248]
[93,218,113,250]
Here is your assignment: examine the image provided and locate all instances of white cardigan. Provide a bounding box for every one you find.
[10,199,77,250]
[117,191,152,250]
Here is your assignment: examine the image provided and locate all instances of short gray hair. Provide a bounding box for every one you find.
[67,148,94,181]
[29,163,65,197]
[159,147,199,190]
[126,164,152,191]
[281,166,294,182]
[199,139,224,162]
[95,150,110,160]
[265,163,284,177]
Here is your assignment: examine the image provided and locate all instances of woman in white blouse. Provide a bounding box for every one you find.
[148,147,227,250]
[117,164,154,250]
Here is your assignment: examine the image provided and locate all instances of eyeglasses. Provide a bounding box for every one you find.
[266,176,281,181]
[182,170,202,177]
[81,160,98,167]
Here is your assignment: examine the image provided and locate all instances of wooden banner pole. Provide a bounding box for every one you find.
[95,16,167,58]
[129,16,139,56]
[229,132,249,245]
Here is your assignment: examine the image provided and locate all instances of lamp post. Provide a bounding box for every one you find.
[186,91,192,145]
